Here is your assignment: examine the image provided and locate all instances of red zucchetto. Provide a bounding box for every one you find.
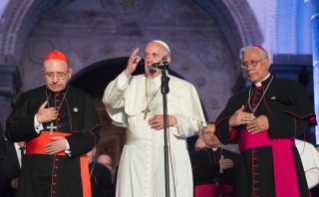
[44,49,68,61]
[252,45,268,54]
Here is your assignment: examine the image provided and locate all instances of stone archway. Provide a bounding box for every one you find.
[0,0,262,126]
[0,0,262,150]
[11,0,260,120]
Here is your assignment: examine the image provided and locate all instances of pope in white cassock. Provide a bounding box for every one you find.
[102,40,206,197]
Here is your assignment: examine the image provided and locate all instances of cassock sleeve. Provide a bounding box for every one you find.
[171,114,202,138]
[102,72,129,127]
[215,96,241,145]
[170,83,206,137]
[5,93,41,142]
[190,152,221,182]
[266,82,316,139]
[65,95,101,158]
[296,140,319,189]
[305,169,319,189]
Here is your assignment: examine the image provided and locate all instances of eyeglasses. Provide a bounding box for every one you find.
[241,59,263,69]
[45,70,69,80]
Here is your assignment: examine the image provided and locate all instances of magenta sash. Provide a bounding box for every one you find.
[194,184,233,197]
[238,129,299,197]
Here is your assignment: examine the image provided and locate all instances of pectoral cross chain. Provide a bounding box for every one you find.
[47,122,57,136]
[142,107,151,120]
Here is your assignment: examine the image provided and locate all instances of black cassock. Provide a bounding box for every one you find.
[216,75,317,197]
[89,161,114,197]
[190,147,240,197]
[0,122,6,159]
[0,140,20,197]
[5,85,101,197]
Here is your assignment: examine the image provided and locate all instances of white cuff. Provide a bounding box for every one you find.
[219,164,223,173]
[34,115,44,134]
[117,71,130,88]
[65,140,71,154]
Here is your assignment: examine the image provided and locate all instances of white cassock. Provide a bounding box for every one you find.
[295,139,319,189]
[103,72,206,197]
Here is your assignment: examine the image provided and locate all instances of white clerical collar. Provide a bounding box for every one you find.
[207,146,220,151]
[255,73,270,87]
[147,74,161,80]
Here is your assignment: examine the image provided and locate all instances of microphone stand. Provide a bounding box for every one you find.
[158,62,170,197]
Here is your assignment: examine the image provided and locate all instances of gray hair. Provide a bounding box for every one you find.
[239,46,269,62]
[147,40,171,57]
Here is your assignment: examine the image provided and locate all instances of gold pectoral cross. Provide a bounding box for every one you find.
[142,107,151,120]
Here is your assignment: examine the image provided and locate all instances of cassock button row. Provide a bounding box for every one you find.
[57,106,59,109]
[56,99,59,102]
[58,118,61,121]
[55,166,58,169]
[58,125,61,128]
[56,94,59,96]
[54,174,57,177]
[56,158,59,161]
[53,183,56,185]
[53,191,56,193]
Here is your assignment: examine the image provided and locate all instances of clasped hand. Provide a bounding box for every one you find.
[44,136,67,154]
[229,106,269,134]
[148,115,177,130]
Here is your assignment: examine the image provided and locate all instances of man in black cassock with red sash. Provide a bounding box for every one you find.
[215,46,317,197]
[5,49,100,197]
[190,123,240,197]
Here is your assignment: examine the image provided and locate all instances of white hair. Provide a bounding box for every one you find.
[239,46,268,62]
[148,40,171,56]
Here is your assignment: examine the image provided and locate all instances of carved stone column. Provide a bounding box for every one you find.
[0,65,22,132]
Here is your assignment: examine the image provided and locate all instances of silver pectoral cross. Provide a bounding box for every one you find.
[142,107,151,120]
[47,122,57,136]
[212,177,221,186]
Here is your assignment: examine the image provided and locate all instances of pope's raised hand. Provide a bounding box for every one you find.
[124,48,142,77]
[229,105,255,127]
[36,101,58,124]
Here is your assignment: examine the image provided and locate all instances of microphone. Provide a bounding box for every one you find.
[150,56,167,72]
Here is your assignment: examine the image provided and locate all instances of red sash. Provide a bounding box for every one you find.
[194,184,233,197]
[26,131,92,197]
[238,129,299,197]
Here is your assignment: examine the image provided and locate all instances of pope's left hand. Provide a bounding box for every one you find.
[247,115,269,134]
[44,136,67,154]
[148,115,177,130]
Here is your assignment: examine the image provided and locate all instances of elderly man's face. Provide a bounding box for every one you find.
[202,124,220,148]
[144,42,171,77]
[42,59,73,93]
[98,155,113,170]
[242,49,269,84]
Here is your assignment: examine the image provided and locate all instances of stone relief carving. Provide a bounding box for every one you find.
[199,41,227,70]
[102,0,150,17]
[28,39,55,64]
[82,51,91,60]
[210,98,220,110]
[98,140,116,158]
[120,0,138,9]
